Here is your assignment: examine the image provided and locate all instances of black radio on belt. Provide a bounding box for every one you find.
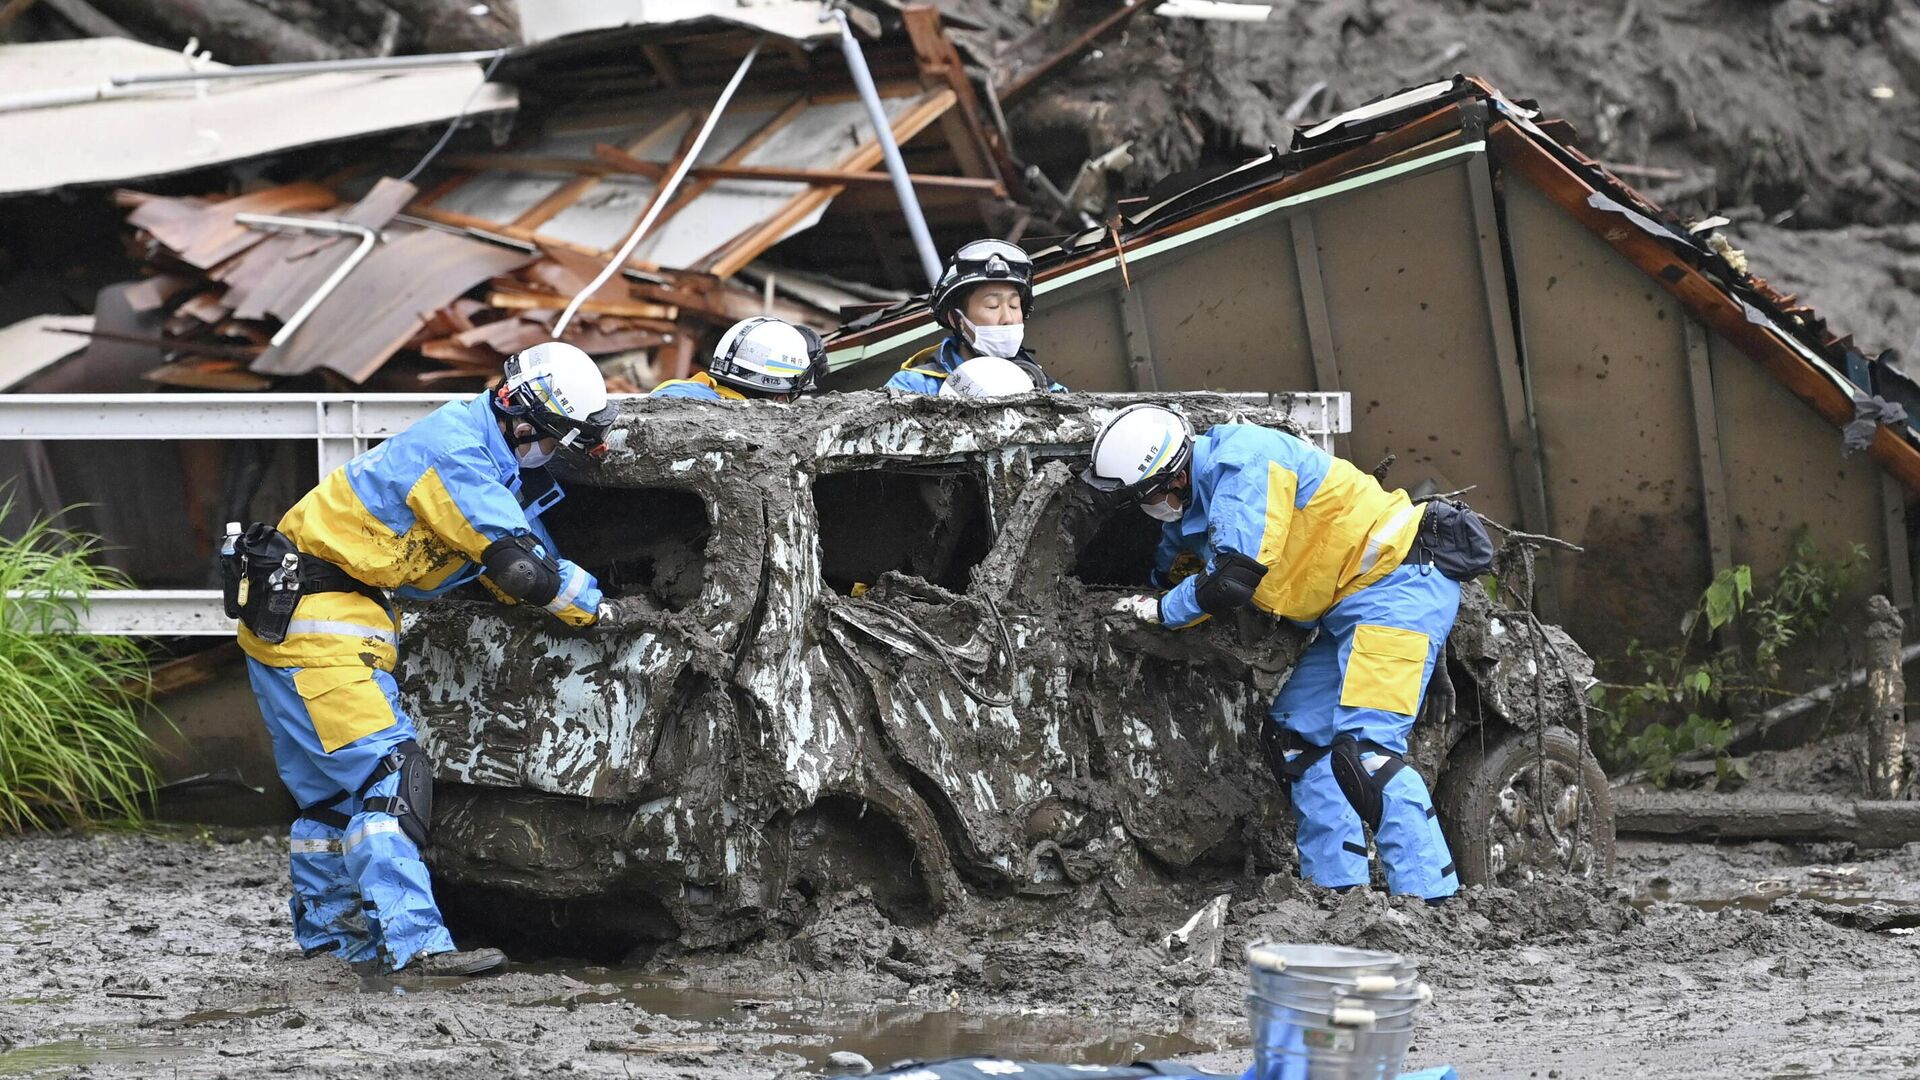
[218,523,387,644]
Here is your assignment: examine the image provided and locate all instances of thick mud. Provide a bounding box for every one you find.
[7,829,1920,1079]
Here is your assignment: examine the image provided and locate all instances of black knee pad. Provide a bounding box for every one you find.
[1260,725,1328,790]
[362,741,434,849]
[1329,734,1407,832]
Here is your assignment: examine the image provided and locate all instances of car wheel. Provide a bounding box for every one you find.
[1435,725,1614,887]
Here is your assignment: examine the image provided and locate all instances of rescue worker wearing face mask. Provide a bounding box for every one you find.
[887,239,1065,395]
[1083,405,1493,902]
[651,317,824,402]
[224,341,618,977]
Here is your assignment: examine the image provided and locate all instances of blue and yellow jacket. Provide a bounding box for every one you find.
[1154,425,1426,628]
[238,394,602,672]
[884,337,1067,395]
[650,371,745,402]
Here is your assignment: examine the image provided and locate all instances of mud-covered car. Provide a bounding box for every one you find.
[397,392,1611,953]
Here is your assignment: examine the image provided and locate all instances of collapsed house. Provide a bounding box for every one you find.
[827,76,1920,659]
[0,0,1018,585]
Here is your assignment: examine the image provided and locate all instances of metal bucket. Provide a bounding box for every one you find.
[1245,942,1428,1080]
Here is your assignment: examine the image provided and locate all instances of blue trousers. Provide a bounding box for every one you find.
[247,659,455,970]
[1270,563,1460,899]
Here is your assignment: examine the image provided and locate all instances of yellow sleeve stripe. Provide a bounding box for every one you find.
[407,465,491,563]
[1256,461,1299,566]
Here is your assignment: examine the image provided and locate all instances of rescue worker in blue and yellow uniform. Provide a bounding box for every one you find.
[225,341,618,976]
[650,316,824,402]
[886,238,1065,395]
[1085,404,1492,901]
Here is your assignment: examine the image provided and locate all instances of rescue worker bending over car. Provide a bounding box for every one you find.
[225,341,618,976]
[1084,405,1493,901]
[651,316,824,401]
[888,239,1064,395]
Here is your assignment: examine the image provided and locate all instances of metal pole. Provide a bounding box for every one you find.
[554,38,764,337]
[234,214,379,347]
[827,8,943,288]
[111,49,506,86]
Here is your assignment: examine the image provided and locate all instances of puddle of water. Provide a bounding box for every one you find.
[1630,880,1916,913]
[163,1004,291,1028]
[491,968,1230,1070]
[0,1039,201,1077]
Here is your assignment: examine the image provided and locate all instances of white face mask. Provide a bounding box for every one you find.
[1142,497,1182,523]
[515,441,554,469]
[961,314,1025,360]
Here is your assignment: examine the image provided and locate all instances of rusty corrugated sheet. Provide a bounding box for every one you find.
[253,229,537,382]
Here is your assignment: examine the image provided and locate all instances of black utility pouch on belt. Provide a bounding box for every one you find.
[231,524,301,643]
[1410,499,1496,582]
[226,524,385,644]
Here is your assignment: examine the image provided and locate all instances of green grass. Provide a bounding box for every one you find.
[0,498,155,832]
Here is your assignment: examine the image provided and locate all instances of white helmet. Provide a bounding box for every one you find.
[708,317,824,396]
[493,341,617,458]
[940,356,1039,398]
[1083,403,1193,501]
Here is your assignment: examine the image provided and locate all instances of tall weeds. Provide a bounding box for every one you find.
[0,499,155,831]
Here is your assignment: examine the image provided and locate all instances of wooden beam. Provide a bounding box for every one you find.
[1489,118,1920,495]
[1288,210,1347,458]
[1115,282,1159,390]
[776,37,812,73]
[631,96,812,265]
[1681,317,1735,580]
[1465,152,1556,558]
[999,0,1166,106]
[40,0,132,37]
[443,153,615,176]
[708,89,960,279]
[596,151,1005,194]
[592,144,666,179]
[489,291,678,322]
[899,5,1006,185]
[641,43,681,88]
[1884,474,1915,612]
[0,0,43,31]
[508,175,601,235]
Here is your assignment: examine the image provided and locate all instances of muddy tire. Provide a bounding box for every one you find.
[1436,726,1614,887]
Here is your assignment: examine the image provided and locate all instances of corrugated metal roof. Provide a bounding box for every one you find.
[416,85,947,273]
[0,39,517,196]
[517,0,845,46]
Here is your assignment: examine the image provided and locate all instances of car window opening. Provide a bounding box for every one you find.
[1072,506,1165,587]
[536,484,711,611]
[813,466,993,596]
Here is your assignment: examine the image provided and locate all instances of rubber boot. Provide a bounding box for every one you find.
[397,947,508,977]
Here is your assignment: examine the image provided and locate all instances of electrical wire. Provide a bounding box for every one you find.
[553,37,764,338]
[398,50,508,186]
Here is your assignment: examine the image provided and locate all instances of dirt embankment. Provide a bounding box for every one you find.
[953,0,1920,362]
[9,829,1920,1079]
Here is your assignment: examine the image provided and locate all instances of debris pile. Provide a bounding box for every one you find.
[109,177,816,392]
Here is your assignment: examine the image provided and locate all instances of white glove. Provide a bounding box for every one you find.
[1112,594,1162,625]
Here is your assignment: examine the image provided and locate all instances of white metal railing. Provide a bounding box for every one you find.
[3,393,469,635]
[4,390,1350,634]
[1,393,463,474]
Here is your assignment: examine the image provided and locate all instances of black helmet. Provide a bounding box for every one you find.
[930,239,1034,329]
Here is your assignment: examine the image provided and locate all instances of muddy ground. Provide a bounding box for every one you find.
[6,828,1920,1079]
